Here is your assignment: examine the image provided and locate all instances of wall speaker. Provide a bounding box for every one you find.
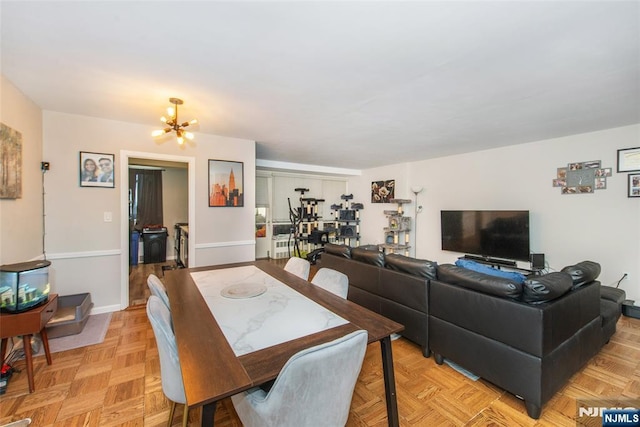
[531,253,545,270]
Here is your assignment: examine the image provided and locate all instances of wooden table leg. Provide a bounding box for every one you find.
[22,334,34,393]
[1,338,7,363]
[201,401,216,427]
[40,328,52,365]
[380,336,399,427]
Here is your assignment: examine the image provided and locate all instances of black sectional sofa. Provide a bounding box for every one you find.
[319,244,624,419]
[320,244,435,357]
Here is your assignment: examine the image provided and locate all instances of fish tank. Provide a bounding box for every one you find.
[0,260,51,313]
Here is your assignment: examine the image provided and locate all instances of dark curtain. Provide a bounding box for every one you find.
[129,169,163,230]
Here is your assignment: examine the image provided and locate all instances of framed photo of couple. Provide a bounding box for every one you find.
[80,151,115,188]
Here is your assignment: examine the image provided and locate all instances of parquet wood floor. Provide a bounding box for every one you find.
[1,261,638,426]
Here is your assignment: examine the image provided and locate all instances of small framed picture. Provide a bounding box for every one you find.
[557,167,567,179]
[208,159,244,207]
[617,147,640,173]
[628,173,640,198]
[80,152,114,188]
[595,177,607,190]
[583,160,601,169]
[595,168,612,177]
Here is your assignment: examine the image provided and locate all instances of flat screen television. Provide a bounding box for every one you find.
[441,210,530,262]
[0,260,51,313]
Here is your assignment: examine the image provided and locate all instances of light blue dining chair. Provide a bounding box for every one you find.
[146,296,188,427]
[311,267,349,299]
[231,330,368,427]
[283,257,311,280]
[147,274,170,309]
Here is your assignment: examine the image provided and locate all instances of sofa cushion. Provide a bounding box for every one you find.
[351,246,385,267]
[324,243,351,259]
[437,264,523,299]
[521,272,573,304]
[385,253,437,280]
[454,259,526,284]
[561,261,601,288]
[600,286,626,304]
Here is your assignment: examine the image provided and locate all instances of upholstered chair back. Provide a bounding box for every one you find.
[311,268,349,299]
[231,330,368,427]
[284,257,311,281]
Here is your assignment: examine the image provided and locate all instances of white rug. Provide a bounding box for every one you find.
[6,313,112,363]
[16,312,113,357]
[46,312,112,353]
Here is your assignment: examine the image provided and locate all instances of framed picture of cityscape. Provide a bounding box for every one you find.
[208,159,244,207]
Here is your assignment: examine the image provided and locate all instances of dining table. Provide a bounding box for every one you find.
[163,260,404,427]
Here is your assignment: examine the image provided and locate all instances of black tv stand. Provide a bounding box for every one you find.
[460,255,539,275]
[462,254,517,268]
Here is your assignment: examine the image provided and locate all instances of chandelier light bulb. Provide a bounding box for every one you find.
[167,107,175,118]
[151,129,166,137]
[185,131,194,140]
[177,136,184,145]
[160,116,167,123]
[189,119,198,125]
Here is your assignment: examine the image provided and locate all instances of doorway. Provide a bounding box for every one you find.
[120,151,196,310]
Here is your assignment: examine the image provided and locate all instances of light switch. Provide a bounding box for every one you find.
[104,211,112,222]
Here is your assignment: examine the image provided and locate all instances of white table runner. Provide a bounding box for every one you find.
[190,266,348,356]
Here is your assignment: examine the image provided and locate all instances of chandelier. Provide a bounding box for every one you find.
[151,98,198,145]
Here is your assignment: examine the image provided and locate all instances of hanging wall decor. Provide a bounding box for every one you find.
[371,179,395,203]
[628,173,640,198]
[208,159,244,207]
[80,152,115,188]
[617,147,640,173]
[552,160,611,194]
[0,123,22,199]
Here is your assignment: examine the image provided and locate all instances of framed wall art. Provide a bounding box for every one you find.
[0,123,22,199]
[552,160,611,195]
[371,179,395,203]
[80,151,114,188]
[209,159,244,207]
[617,147,640,173]
[628,173,640,198]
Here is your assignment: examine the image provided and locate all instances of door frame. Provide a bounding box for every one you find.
[119,150,196,309]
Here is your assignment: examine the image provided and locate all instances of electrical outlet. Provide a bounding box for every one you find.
[104,212,112,222]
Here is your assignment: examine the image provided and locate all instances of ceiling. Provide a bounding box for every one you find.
[2,1,639,171]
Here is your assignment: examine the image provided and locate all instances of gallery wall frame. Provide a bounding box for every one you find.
[208,159,244,207]
[80,151,115,188]
[552,160,611,195]
[617,147,640,173]
[628,173,640,198]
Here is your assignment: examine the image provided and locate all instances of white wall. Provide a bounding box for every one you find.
[0,76,44,264]
[42,111,255,312]
[353,124,640,301]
